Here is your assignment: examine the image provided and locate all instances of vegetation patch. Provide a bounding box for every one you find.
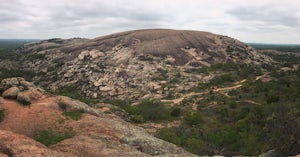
[0,109,5,122]
[63,110,84,120]
[54,85,98,105]
[58,102,67,111]
[17,99,31,106]
[106,99,175,123]
[34,130,73,147]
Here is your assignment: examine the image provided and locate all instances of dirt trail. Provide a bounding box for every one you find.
[162,79,249,104]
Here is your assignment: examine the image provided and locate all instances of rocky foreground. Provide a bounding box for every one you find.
[0,77,195,157]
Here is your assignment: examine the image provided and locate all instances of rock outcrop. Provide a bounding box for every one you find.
[0,77,45,104]
[0,77,196,157]
[16,29,272,100]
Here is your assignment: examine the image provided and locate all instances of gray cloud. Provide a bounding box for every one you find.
[228,6,300,28]
[0,0,299,44]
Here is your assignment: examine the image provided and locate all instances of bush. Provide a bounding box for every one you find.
[186,138,202,153]
[138,99,170,121]
[184,112,203,127]
[63,110,83,120]
[17,99,31,106]
[34,130,73,146]
[131,115,145,123]
[54,85,98,105]
[0,109,4,122]
[229,101,237,109]
[58,102,67,111]
[156,128,181,145]
[170,107,181,117]
[156,127,203,155]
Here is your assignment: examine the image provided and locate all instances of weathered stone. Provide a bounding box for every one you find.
[19,80,34,89]
[17,92,31,104]
[160,80,167,85]
[19,88,44,100]
[99,86,112,92]
[56,96,99,116]
[2,87,20,99]
[149,83,161,90]
[89,49,105,58]
[1,77,19,88]
[93,81,101,87]
[78,50,89,60]
[92,92,98,98]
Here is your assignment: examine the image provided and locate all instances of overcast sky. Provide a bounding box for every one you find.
[1,0,299,44]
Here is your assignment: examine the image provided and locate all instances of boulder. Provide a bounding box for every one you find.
[99,86,112,92]
[258,150,278,157]
[19,81,35,90]
[2,87,20,99]
[1,77,19,89]
[89,49,105,58]
[78,50,89,60]
[17,92,31,105]
[56,96,100,116]
[16,88,44,102]
[149,82,161,90]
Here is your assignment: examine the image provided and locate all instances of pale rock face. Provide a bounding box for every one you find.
[2,87,20,99]
[16,92,31,104]
[99,86,112,92]
[149,82,162,90]
[165,56,176,65]
[93,81,101,87]
[89,49,105,58]
[1,77,19,87]
[78,50,89,60]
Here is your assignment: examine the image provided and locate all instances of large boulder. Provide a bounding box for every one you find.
[17,92,31,105]
[0,77,19,88]
[2,87,20,99]
[18,88,44,100]
[56,96,100,116]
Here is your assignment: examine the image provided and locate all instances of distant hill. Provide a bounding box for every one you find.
[248,43,300,52]
[0,39,41,50]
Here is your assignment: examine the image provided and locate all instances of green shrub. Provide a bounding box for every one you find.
[155,128,181,145]
[218,107,229,117]
[54,85,98,105]
[131,115,145,123]
[18,99,31,106]
[138,99,170,121]
[170,107,181,117]
[229,101,237,109]
[0,109,5,122]
[112,99,171,122]
[186,138,202,153]
[156,127,203,155]
[184,112,203,127]
[34,130,73,146]
[58,102,67,111]
[63,110,83,120]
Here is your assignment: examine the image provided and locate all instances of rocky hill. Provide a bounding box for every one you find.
[16,29,272,100]
[0,77,195,157]
[1,29,299,156]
